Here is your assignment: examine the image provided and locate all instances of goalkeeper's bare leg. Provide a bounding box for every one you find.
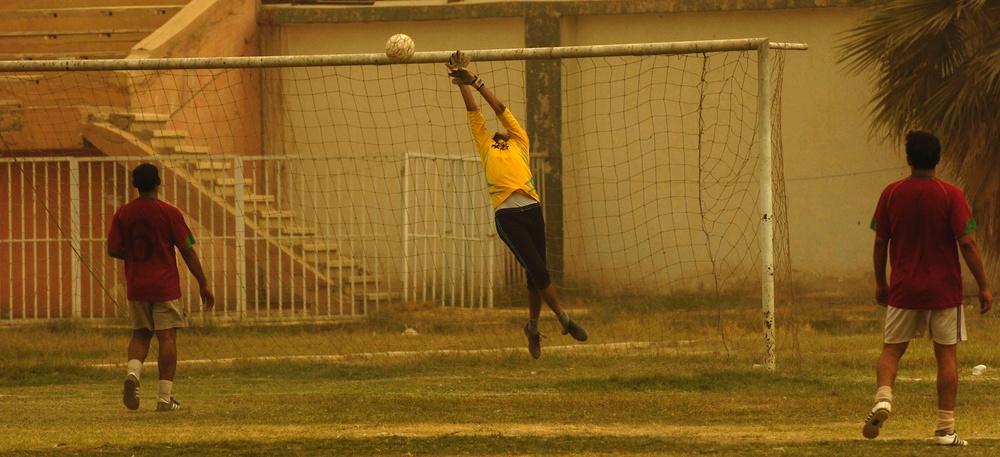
[538,284,588,342]
[524,290,544,359]
[524,284,588,358]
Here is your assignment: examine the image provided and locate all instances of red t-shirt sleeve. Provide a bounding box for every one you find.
[872,183,896,240]
[949,187,973,239]
[164,204,194,249]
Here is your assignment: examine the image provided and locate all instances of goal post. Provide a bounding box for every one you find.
[0,38,806,368]
[757,41,777,371]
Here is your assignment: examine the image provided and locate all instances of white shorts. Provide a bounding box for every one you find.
[883,305,966,345]
[128,299,188,331]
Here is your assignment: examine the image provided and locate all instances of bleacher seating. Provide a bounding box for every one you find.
[0,0,189,61]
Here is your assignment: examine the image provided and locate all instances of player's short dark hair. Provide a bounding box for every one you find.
[132,163,160,192]
[905,131,941,170]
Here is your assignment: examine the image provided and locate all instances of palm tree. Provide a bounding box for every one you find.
[838,0,1000,269]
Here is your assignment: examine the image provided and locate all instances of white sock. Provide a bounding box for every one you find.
[126,359,142,381]
[875,385,892,404]
[158,380,173,402]
[936,410,955,434]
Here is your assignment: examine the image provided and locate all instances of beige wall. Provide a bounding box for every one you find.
[260,3,909,293]
[263,18,523,56]
[260,18,530,287]
[561,8,904,284]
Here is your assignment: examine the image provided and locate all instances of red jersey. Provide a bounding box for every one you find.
[108,198,195,301]
[871,176,976,310]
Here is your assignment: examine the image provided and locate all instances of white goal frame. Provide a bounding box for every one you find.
[0,37,807,370]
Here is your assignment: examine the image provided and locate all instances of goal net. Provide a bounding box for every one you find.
[0,39,802,369]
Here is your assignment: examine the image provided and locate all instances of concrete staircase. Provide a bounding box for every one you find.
[0,1,181,150]
[0,0,395,317]
[84,111,394,317]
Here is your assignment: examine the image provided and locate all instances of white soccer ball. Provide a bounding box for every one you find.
[385,33,415,62]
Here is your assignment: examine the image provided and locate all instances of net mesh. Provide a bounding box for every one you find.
[0,46,793,366]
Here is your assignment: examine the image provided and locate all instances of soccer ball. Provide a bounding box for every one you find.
[385,33,415,62]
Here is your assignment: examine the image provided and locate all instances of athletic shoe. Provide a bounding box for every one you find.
[561,319,589,342]
[122,373,140,411]
[524,322,543,359]
[862,400,891,439]
[156,397,181,412]
[934,430,968,446]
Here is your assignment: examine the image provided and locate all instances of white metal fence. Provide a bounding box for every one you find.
[0,156,378,322]
[0,154,533,322]
[402,152,538,309]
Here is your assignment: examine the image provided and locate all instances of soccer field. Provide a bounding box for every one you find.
[2,298,1000,456]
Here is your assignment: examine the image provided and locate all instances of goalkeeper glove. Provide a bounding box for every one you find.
[449,68,484,89]
[446,50,471,72]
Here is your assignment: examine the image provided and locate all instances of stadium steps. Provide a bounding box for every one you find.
[0,1,187,149]
[0,72,130,109]
[0,101,91,150]
[0,100,22,132]
[193,162,400,311]
[82,113,397,316]
[289,239,399,315]
[0,2,188,61]
[79,120,341,313]
[4,0,396,316]
[136,129,188,149]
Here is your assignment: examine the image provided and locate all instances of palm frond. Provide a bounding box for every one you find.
[837,0,1000,270]
[837,0,963,74]
[973,27,1000,94]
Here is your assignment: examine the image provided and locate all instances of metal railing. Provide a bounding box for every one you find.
[0,155,408,322]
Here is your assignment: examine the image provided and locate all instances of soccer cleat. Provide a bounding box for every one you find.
[862,400,891,439]
[934,430,968,446]
[156,397,181,412]
[122,373,140,411]
[561,319,589,342]
[523,322,543,359]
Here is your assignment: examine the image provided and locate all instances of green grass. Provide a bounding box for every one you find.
[2,297,1000,456]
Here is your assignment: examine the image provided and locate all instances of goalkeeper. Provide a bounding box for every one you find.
[447,51,588,359]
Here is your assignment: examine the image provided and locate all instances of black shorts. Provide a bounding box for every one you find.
[495,203,551,290]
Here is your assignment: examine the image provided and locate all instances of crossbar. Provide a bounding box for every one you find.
[0,38,808,72]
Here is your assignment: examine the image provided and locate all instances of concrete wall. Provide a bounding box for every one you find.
[562,8,903,287]
[259,1,909,295]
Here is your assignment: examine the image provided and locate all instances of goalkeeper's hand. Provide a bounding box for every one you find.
[446,50,471,72]
[449,68,484,89]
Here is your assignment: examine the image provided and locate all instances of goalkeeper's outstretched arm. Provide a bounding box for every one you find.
[476,83,506,116]
[457,75,506,116]
[459,84,478,111]
[457,76,505,116]
[447,50,505,115]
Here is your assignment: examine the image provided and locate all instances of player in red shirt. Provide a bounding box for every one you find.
[108,163,215,412]
[863,132,992,445]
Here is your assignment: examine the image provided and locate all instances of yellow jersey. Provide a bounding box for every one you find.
[467,108,540,208]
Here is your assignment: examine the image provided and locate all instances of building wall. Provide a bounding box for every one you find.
[259,1,909,295]
[559,7,906,289]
